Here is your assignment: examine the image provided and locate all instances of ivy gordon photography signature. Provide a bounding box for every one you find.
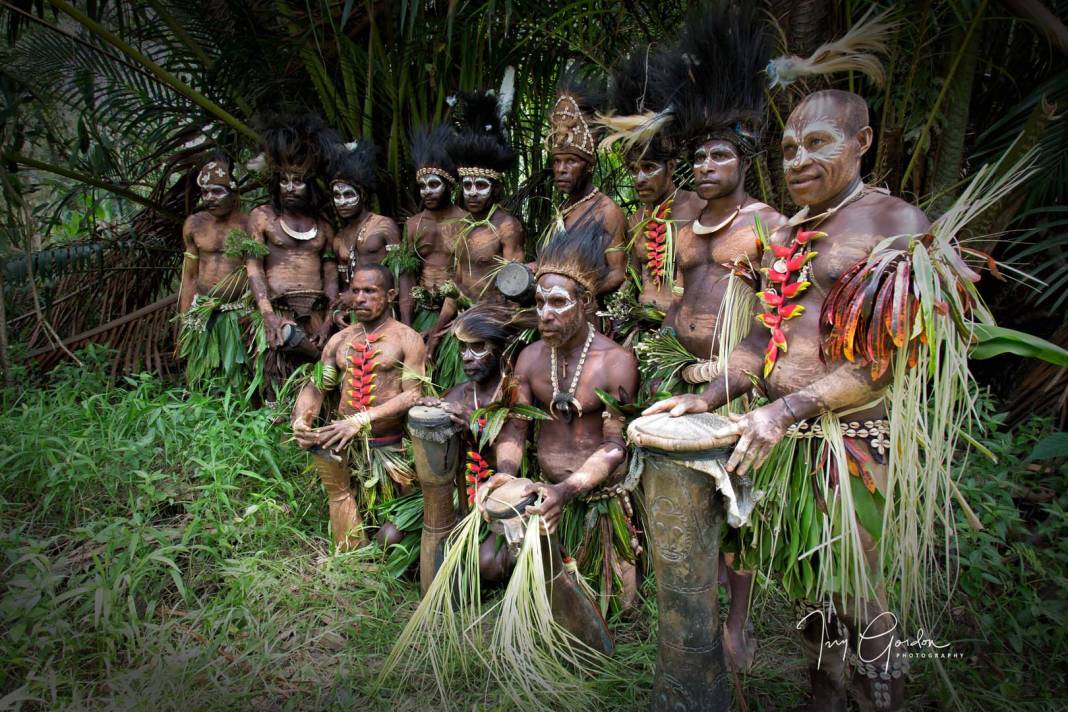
[798,609,965,671]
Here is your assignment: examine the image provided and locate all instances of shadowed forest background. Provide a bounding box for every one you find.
[0,0,1066,709]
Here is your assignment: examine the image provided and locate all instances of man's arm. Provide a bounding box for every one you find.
[246,208,285,345]
[322,222,339,304]
[491,350,535,477]
[501,217,526,263]
[178,216,199,315]
[643,329,763,416]
[600,207,628,293]
[528,347,637,533]
[291,332,343,446]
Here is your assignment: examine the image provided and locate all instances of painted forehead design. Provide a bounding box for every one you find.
[536,284,575,300]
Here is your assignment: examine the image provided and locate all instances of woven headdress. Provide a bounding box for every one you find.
[535,215,609,295]
[411,124,458,185]
[328,139,378,193]
[596,44,680,161]
[662,1,770,157]
[546,65,606,162]
[197,153,237,190]
[449,86,516,182]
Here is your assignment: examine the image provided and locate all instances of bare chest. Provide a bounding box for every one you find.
[264,218,327,253]
[677,221,762,271]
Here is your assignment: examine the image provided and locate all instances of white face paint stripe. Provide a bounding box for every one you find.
[535,284,578,318]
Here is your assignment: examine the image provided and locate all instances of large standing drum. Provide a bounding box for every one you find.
[483,477,614,656]
[627,412,740,712]
[407,405,464,595]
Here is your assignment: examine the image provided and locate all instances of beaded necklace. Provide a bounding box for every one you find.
[549,324,595,422]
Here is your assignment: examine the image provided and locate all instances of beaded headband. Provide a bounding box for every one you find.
[416,166,457,185]
[458,166,503,181]
[546,92,597,161]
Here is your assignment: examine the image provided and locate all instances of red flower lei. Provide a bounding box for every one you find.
[465,415,493,505]
[345,332,381,410]
[642,197,674,288]
[756,229,826,376]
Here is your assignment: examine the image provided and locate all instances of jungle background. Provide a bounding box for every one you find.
[0,0,1066,709]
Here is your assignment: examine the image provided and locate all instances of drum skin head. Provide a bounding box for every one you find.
[483,477,537,520]
[408,405,453,429]
[627,412,739,454]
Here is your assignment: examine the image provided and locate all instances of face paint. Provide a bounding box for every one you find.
[279,171,309,209]
[628,160,672,204]
[782,97,862,208]
[462,176,494,214]
[692,139,742,201]
[535,284,579,320]
[458,338,497,382]
[331,181,362,219]
[202,184,234,215]
[417,173,448,209]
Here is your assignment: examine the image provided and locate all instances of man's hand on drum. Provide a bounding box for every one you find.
[524,480,572,535]
[414,397,472,428]
[722,404,790,476]
[642,393,709,417]
[475,473,516,519]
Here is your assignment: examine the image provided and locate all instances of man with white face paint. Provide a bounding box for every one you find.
[246,115,338,403]
[411,91,524,390]
[325,140,408,325]
[176,154,257,391]
[478,217,642,621]
[647,87,932,711]
[407,124,467,336]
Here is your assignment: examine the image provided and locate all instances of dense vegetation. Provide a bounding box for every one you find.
[0,348,1064,708]
[1,1,1067,708]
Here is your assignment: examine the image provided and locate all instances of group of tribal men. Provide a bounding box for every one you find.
[177,6,942,710]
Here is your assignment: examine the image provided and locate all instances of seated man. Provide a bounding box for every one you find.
[290,263,426,550]
[480,218,641,619]
[412,303,532,591]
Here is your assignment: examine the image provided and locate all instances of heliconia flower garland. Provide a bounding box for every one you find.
[346,333,381,411]
[756,229,826,376]
[642,197,674,288]
[465,415,493,505]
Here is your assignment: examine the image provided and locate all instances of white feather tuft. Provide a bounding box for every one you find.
[497,66,516,123]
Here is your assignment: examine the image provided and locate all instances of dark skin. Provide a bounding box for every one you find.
[454,177,525,303]
[291,268,426,448]
[480,274,638,534]
[647,96,928,478]
[247,170,335,348]
[625,157,704,312]
[553,152,627,294]
[664,139,787,359]
[178,185,248,313]
[329,182,410,325]
[408,176,468,346]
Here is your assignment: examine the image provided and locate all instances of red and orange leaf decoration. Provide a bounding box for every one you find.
[642,197,674,288]
[346,333,381,411]
[757,229,825,376]
[465,448,493,505]
[819,245,973,379]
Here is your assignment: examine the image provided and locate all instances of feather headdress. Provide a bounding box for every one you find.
[449,88,516,181]
[327,139,378,192]
[410,124,458,185]
[662,0,770,157]
[258,113,337,211]
[766,7,899,89]
[596,44,680,160]
[535,214,610,295]
[546,64,608,161]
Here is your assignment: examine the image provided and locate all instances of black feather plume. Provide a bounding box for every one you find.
[660,1,770,154]
[328,139,379,193]
[410,124,458,180]
[536,213,610,295]
[449,90,516,175]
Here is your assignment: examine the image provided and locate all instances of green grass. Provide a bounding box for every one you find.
[0,348,1064,710]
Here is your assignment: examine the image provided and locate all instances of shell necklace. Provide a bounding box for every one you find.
[279,216,318,241]
[549,324,595,423]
